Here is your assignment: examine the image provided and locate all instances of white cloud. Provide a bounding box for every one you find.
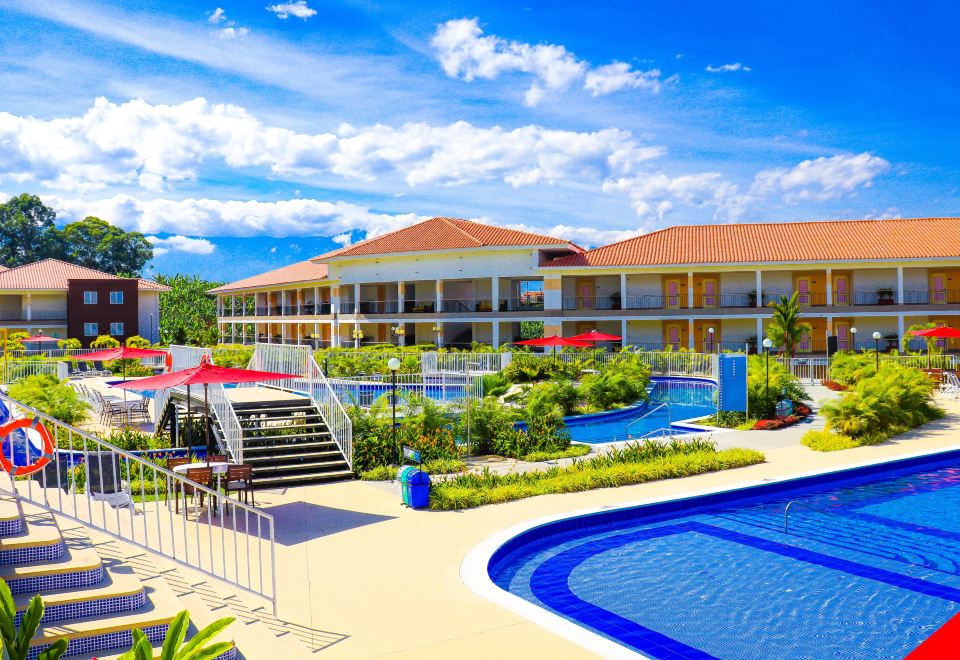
[603,172,738,221]
[208,7,226,24]
[0,97,661,192]
[584,62,662,96]
[49,194,426,239]
[430,18,663,106]
[217,27,249,39]
[331,232,352,246]
[266,1,316,20]
[750,153,890,203]
[705,63,751,73]
[147,234,216,257]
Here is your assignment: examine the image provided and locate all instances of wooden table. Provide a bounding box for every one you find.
[171,461,231,515]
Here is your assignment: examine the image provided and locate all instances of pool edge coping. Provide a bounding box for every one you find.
[459,441,960,659]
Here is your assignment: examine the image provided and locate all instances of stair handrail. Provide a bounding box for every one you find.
[0,391,278,614]
[625,402,673,437]
[205,383,245,463]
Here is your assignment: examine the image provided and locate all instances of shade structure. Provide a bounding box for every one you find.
[910,326,960,339]
[112,355,299,458]
[22,335,60,343]
[514,335,593,348]
[567,330,622,342]
[80,346,169,361]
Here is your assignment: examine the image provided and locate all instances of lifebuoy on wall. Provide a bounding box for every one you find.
[165,353,173,372]
[0,417,55,476]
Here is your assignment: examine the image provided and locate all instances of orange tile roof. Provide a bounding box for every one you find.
[0,259,168,291]
[312,217,578,260]
[546,217,960,268]
[209,260,329,293]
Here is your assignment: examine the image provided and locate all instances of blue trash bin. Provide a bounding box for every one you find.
[400,469,430,509]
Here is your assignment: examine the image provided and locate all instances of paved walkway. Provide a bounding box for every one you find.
[244,396,960,659]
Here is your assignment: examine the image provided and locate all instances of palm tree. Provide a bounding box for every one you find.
[766,292,812,358]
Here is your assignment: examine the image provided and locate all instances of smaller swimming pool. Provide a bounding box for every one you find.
[561,377,717,444]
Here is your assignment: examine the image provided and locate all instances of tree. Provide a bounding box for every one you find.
[902,322,943,355]
[766,292,812,358]
[156,274,224,346]
[125,335,152,348]
[61,216,153,277]
[91,334,121,348]
[0,194,61,267]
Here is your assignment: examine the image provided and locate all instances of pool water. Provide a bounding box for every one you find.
[564,377,717,444]
[489,451,960,659]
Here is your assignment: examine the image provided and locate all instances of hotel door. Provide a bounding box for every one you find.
[702,278,718,309]
[577,279,594,310]
[797,277,811,306]
[833,276,849,306]
[931,273,947,304]
[835,321,850,350]
[665,279,684,309]
[665,323,683,350]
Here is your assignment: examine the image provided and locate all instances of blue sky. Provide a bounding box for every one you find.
[0,0,957,282]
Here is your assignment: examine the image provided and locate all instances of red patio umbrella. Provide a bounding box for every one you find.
[112,355,299,457]
[910,326,960,338]
[85,347,170,426]
[22,335,61,343]
[514,335,593,348]
[567,330,622,342]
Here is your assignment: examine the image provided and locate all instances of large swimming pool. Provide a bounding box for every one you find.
[481,449,960,659]
[562,377,717,444]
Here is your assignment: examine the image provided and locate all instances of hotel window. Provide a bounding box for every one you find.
[83,322,98,337]
[109,291,124,305]
[110,322,124,336]
[83,291,98,305]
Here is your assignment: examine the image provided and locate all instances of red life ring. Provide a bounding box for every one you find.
[165,353,173,372]
[0,418,55,477]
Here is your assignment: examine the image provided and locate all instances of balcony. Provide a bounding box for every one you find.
[562,296,621,311]
[903,289,960,305]
[440,298,494,313]
[500,296,544,312]
[357,300,400,314]
[0,310,67,322]
[402,299,436,314]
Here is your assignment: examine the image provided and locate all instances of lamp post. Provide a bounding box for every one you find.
[465,361,481,456]
[872,330,882,372]
[850,326,858,352]
[352,326,364,349]
[432,324,442,348]
[392,325,406,347]
[762,337,773,418]
[707,327,715,353]
[388,357,401,461]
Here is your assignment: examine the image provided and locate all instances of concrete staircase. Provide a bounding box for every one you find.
[0,498,236,659]
[235,399,353,489]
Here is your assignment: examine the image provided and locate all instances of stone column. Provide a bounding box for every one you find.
[755,270,763,308]
[543,276,562,310]
[825,268,833,306]
[435,280,443,313]
[897,266,905,305]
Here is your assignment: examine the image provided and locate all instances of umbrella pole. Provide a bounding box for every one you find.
[204,383,212,466]
[186,384,192,461]
[122,356,128,428]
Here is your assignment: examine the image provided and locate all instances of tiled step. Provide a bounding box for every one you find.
[244,430,331,440]
[254,469,354,489]
[13,568,144,627]
[0,512,65,565]
[29,582,182,659]
[69,641,236,660]
[0,497,24,536]
[252,459,352,474]
[243,440,339,454]
[0,546,103,595]
[244,449,344,463]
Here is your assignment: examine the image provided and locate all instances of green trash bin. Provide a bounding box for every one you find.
[397,466,418,506]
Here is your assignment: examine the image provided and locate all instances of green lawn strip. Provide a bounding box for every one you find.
[359,458,468,481]
[429,448,765,510]
[522,444,591,462]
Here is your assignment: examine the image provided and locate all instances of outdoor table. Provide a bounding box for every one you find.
[171,461,231,516]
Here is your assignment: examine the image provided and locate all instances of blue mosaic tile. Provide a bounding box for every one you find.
[0,516,23,537]
[0,539,64,565]
[7,565,103,595]
[27,624,168,660]
[13,589,145,627]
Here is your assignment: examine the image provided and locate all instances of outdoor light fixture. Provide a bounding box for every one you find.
[873,330,882,371]
[708,327,715,353]
[388,357,401,459]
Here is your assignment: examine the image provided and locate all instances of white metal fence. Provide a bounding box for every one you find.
[248,343,354,468]
[774,354,960,384]
[329,372,481,407]
[0,392,278,614]
[775,357,830,384]
[0,360,69,383]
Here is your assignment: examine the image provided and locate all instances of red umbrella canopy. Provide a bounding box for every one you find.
[515,335,593,348]
[910,326,960,339]
[81,346,169,361]
[567,330,622,342]
[22,335,61,343]
[111,355,299,391]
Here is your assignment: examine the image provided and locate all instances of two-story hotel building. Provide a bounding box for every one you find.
[211,216,960,353]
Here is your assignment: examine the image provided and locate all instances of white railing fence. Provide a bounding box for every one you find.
[168,344,211,371]
[425,352,512,375]
[0,392,278,614]
[248,343,353,468]
[204,384,245,463]
[329,372,481,407]
[0,360,70,383]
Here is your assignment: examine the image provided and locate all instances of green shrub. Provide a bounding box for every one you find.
[801,430,864,452]
[90,334,121,349]
[820,363,943,439]
[480,372,512,398]
[57,338,82,350]
[748,354,807,418]
[8,374,89,424]
[580,357,651,410]
[430,442,764,510]
[456,397,521,455]
[359,458,466,481]
[828,351,877,387]
[523,444,591,462]
[212,344,254,368]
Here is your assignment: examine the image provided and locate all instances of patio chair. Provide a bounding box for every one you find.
[941,372,960,400]
[205,454,227,464]
[167,457,190,513]
[94,391,125,426]
[86,452,133,508]
[182,467,213,512]
[223,464,254,507]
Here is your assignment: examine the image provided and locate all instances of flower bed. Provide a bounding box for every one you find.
[750,403,811,431]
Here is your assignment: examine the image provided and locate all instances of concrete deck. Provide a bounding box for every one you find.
[240,395,960,659]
